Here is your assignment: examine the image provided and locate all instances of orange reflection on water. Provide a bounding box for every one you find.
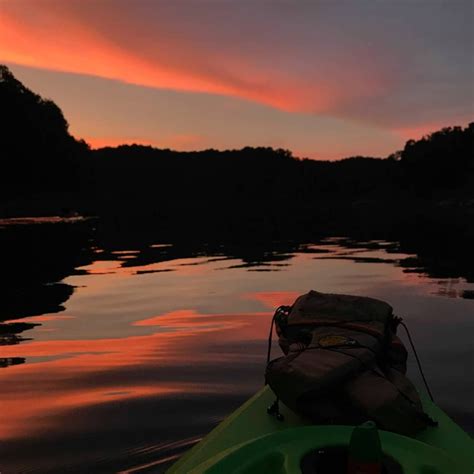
[77,256,217,278]
[132,309,267,331]
[0,308,272,440]
[245,291,299,309]
[0,383,189,439]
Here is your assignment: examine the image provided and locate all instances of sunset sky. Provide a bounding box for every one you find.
[1,0,473,159]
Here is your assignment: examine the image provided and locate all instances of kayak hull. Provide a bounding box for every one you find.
[167,386,474,473]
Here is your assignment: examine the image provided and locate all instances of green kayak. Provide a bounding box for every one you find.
[167,385,474,474]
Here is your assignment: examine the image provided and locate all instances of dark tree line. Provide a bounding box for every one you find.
[400,125,474,195]
[1,64,473,219]
[0,65,88,196]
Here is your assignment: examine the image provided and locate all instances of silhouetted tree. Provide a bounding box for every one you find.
[400,124,474,195]
[0,65,88,195]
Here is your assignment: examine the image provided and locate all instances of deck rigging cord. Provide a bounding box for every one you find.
[398,319,435,402]
[266,311,276,366]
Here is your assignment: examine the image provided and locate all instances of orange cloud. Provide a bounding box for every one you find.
[3,0,469,152]
[0,4,227,96]
[0,2,389,114]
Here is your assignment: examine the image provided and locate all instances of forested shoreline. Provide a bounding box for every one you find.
[1,64,473,228]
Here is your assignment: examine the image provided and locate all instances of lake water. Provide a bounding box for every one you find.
[1,226,473,473]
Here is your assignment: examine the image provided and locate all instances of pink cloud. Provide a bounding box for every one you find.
[0,2,391,115]
[2,1,470,138]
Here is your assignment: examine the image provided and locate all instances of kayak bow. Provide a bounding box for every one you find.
[167,385,474,474]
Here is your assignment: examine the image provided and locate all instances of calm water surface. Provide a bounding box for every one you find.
[1,231,473,473]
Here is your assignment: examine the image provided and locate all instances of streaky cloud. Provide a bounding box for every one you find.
[1,0,471,129]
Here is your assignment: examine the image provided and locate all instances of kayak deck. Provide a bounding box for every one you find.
[167,385,474,473]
